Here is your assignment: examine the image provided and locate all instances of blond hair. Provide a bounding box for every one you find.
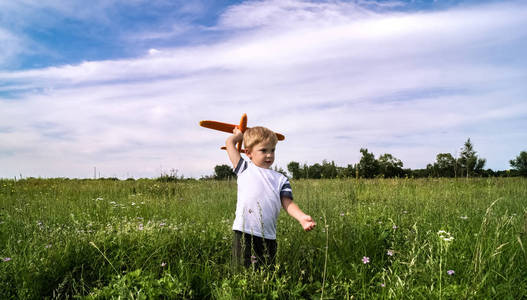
[243,126,278,150]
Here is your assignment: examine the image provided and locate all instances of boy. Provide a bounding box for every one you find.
[226,126,316,268]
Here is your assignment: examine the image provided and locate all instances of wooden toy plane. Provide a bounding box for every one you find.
[199,113,285,152]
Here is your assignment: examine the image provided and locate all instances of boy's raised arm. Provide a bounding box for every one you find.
[226,128,243,168]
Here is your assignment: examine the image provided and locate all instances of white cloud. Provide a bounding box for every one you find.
[0,28,25,68]
[219,0,360,29]
[1,0,526,178]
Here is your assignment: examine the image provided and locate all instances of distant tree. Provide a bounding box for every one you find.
[358,148,379,178]
[458,138,486,177]
[493,170,512,177]
[426,163,434,177]
[321,160,338,179]
[337,164,355,178]
[287,161,302,179]
[302,163,310,179]
[510,151,527,177]
[401,168,412,178]
[432,153,456,177]
[378,153,404,178]
[308,163,323,179]
[481,168,496,177]
[214,164,236,180]
[412,168,431,178]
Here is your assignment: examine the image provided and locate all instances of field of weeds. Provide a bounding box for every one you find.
[1,177,526,299]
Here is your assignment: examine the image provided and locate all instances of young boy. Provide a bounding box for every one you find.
[226,126,316,268]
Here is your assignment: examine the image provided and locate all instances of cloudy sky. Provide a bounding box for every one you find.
[1,0,526,179]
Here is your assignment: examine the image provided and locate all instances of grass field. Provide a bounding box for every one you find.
[1,177,526,299]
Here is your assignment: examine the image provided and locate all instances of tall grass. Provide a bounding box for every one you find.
[0,177,526,298]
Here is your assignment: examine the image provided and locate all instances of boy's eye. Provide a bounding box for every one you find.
[258,148,275,154]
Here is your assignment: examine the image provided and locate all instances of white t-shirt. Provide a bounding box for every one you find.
[232,158,293,240]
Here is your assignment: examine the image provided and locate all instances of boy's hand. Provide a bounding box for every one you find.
[232,127,243,142]
[226,127,244,168]
[300,215,316,231]
[281,197,316,232]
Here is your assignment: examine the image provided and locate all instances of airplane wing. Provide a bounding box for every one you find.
[200,120,285,140]
[199,121,237,134]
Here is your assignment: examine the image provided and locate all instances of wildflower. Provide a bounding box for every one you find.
[161,262,167,267]
[2,257,11,262]
[437,230,454,242]
[387,250,394,256]
[159,222,166,227]
[447,270,455,275]
[45,244,52,249]
[460,216,468,220]
[362,256,370,264]
[251,255,258,264]
[392,225,398,230]
[340,212,345,217]
[380,283,385,287]
[138,223,144,231]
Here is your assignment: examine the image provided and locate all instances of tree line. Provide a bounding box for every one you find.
[213,138,527,180]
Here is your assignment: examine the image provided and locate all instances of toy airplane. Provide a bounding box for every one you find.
[199,113,285,152]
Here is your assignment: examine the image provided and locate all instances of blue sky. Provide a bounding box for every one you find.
[2,0,496,70]
[1,0,526,178]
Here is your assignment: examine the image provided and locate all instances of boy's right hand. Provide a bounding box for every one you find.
[226,127,244,168]
[232,127,243,141]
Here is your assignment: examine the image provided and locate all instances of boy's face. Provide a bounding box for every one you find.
[246,140,276,169]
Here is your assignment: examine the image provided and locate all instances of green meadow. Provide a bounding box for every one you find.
[1,177,526,299]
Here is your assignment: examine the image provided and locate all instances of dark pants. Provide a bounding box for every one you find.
[232,230,277,269]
